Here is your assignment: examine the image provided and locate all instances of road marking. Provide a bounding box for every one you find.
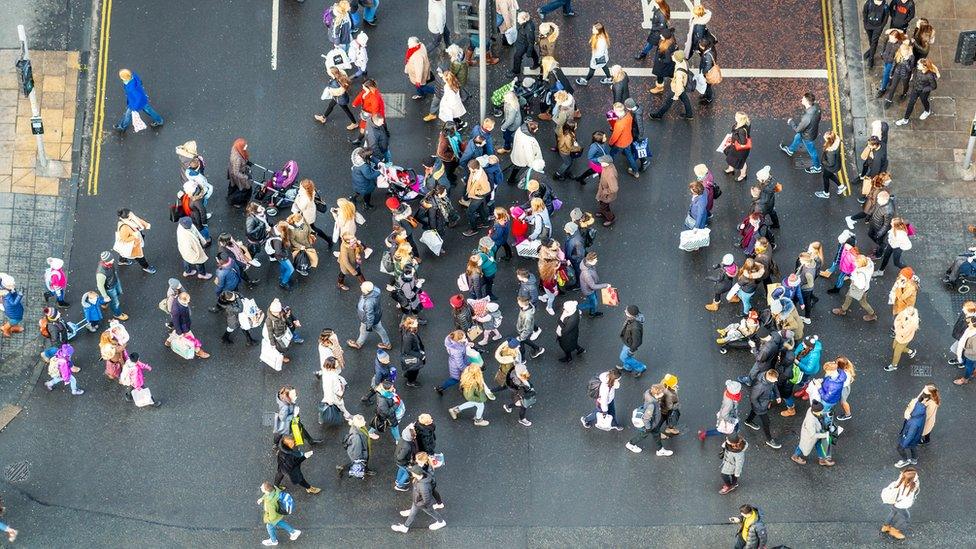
[639,0,692,28]
[271,0,279,70]
[524,67,828,79]
[86,0,112,195]
[820,0,850,191]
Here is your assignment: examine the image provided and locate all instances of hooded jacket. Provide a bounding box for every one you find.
[415,421,437,454]
[898,400,925,448]
[351,151,380,195]
[749,375,781,414]
[394,425,417,467]
[358,288,383,327]
[818,370,847,405]
[516,303,536,340]
[510,123,543,168]
[344,425,370,462]
[579,263,609,297]
[862,0,889,30]
[620,314,644,352]
[517,273,540,302]
[276,438,307,482]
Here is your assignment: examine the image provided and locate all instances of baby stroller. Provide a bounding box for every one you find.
[251,160,299,217]
[715,312,761,355]
[378,163,426,202]
[943,250,976,293]
[490,77,545,118]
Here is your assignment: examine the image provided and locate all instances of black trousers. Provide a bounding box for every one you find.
[653,91,694,118]
[274,469,311,489]
[512,46,539,75]
[864,27,884,63]
[904,91,930,119]
[822,169,841,192]
[744,409,772,440]
[322,99,356,124]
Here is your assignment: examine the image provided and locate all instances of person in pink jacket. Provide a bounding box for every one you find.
[43,257,70,308]
[44,344,84,395]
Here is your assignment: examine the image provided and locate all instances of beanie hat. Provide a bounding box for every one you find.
[168,278,182,290]
[46,257,64,270]
[721,253,734,266]
[693,164,709,178]
[361,281,374,293]
[725,380,742,394]
[661,373,679,388]
[811,400,824,413]
[570,208,583,222]
[564,222,578,234]
[625,304,640,316]
[900,267,914,279]
[269,299,282,313]
[178,217,193,229]
[100,251,113,262]
[623,98,637,110]
[785,273,800,287]
[376,349,390,363]
[385,197,400,210]
[450,294,464,308]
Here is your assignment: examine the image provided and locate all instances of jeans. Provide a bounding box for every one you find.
[788,133,821,169]
[880,62,894,90]
[183,260,207,275]
[363,0,379,23]
[116,103,164,130]
[703,423,739,438]
[653,92,693,118]
[46,374,79,392]
[897,445,917,461]
[396,464,411,488]
[578,292,598,314]
[962,357,976,380]
[610,145,638,172]
[438,377,460,391]
[467,197,489,229]
[415,83,436,97]
[556,153,574,177]
[879,246,905,271]
[619,345,647,373]
[105,279,123,316]
[628,426,663,449]
[278,258,295,286]
[403,502,444,527]
[457,400,485,419]
[502,129,515,149]
[736,289,755,315]
[639,42,655,57]
[266,519,296,543]
[583,400,619,427]
[884,507,910,533]
[538,0,572,15]
[429,28,451,51]
[322,99,357,124]
[356,321,390,345]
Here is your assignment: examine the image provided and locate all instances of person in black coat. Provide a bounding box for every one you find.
[862,0,889,68]
[887,0,914,31]
[743,369,782,448]
[275,435,321,494]
[414,414,437,454]
[619,305,647,377]
[511,12,539,76]
[897,60,938,124]
[650,29,678,93]
[400,316,426,387]
[556,301,584,363]
[697,37,717,104]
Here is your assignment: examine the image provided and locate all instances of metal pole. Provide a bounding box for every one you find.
[478,0,486,123]
[965,111,976,171]
[17,24,49,170]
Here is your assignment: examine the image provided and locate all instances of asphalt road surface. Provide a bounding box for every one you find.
[0,0,973,547]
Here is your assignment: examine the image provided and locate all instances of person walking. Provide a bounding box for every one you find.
[113,69,163,133]
[515,296,545,358]
[778,92,822,174]
[895,58,939,125]
[576,23,612,85]
[556,300,584,363]
[607,103,639,177]
[400,316,426,388]
[511,12,539,76]
[742,369,783,449]
[625,383,671,455]
[815,131,846,198]
[832,254,878,321]
[581,369,622,430]
[0,275,24,337]
[887,305,919,372]
[594,156,618,227]
[618,305,646,377]
[880,468,919,541]
[537,0,576,18]
[503,364,536,426]
[861,0,890,68]
[427,0,449,51]
[257,482,301,546]
[338,414,374,478]
[719,434,747,494]
[634,0,670,60]
[729,504,768,549]
[910,384,939,445]
[113,209,157,273]
[43,343,84,395]
[347,281,392,350]
[895,395,925,467]
[315,67,359,130]
[42,257,69,308]
[578,252,609,318]
[698,380,742,440]
[390,465,447,532]
[697,36,717,104]
[274,435,322,494]
[790,400,835,466]
[723,112,752,182]
[447,363,493,426]
[168,292,211,358]
[507,120,543,187]
[95,252,128,321]
[176,217,211,280]
[649,51,693,120]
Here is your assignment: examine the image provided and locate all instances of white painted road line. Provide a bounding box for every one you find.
[271,0,279,70]
[524,67,829,79]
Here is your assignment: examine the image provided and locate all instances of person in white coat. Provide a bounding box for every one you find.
[576,23,612,85]
[319,356,351,420]
[789,400,835,466]
[880,468,919,540]
[831,254,877,321]
[176,217,211,279]
[507,120,543,186]
[427,0,449,51]
[581,369,623,429]
[348,33,369,79]
[291,179,332,249]
[437,71,466,124]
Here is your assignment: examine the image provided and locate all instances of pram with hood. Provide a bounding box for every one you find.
[378,162,428,202]
[250,160,299,217]
[491,77,546,118]
[715,310,761,355]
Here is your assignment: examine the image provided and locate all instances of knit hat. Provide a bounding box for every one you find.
[269,299,282,313]
[361,281,374,293]
[376,349,390,363]
[46,257,64,270]
[756,166,771,181]
[900,267,914,279]
[721,253,734,266]
[450,294,464,308]
[0,274,14,291]
[626,304,640,316]
[693,164,709,178]
[785,273,800,287]
[564,222,578,234]
[811,400,824,413]
[563,300,578,312]
[725,379,742,394]
[570,208,583,222]
[100,251,113,262]
[356,32,368,45]
[661,373,679,389]
[479,236,494,250]
[168,278,182,290]
[385,197,400,210]
[350,414,367,428]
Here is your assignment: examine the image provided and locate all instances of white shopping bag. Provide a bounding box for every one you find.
[594,412,614,431]
[694,72,707,94]
[716,133,732,153]
[131,111,147,133]
[679,228,711,252]
[419,230,444,255]
[516,239,541,258]
[132,387,154,407]
[260,338,284,371]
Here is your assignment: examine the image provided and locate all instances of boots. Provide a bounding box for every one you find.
[1,322,10,337]
[464,48,475,66]
[221,331,234,344]
[704,300,720,312]
[243,330,257,346]
[780,406,796,417]
[880,525,891,534]
[9,324,23,334]
[729,294,740,303]
[650,83,665,94]
[716,337,727,345]
[716,327,728,336]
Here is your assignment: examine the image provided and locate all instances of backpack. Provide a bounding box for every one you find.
[679,68,695,93]
[276,490,295,515]
[322,5,335,28]
[39,316,50,338]
[586,376,602,399]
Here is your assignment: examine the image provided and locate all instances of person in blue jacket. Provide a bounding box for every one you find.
[895,398,925,467]
[350,148,380,210]
[113,69,163,133]
[573,131,609,185]
[816,360,847,414]
[1,276,24,337]
[686,181,708,229]
[780,335,822,416]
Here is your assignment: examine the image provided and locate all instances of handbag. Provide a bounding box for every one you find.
[431,452,445,468]
[169,334,195,360]
[418,291,434,309]
[276,327,293,349]
[733,137,753,151]
[260,338,284,371]
[679,228,711,251]
[318,403,344,425]
[112,235,136,258]
[593,55,607,66]
[705,63,723,85]
[520,388,537,408]
[631,406,647,428]
[380,251,395,275]
[594,412,614,431]
[131,111,147,132]
[456,272,470,292]
[600,287,619,306]
[716,418,736,434]
[881,485,898,505]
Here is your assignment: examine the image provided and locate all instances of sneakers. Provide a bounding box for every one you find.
[895,118,909,126]
[503,404,513,413]
[743,421,760,431]
[837,184,847,195]
[919,110,931,120]
[394,483,409,492]
[399,510,411,517]
[575,77,588,86]
[306,486,322,494]
[142,265,157,274]
[871,270,884,278]
[814,191,830,199]
[835,413,852,421]
[844,215,855,230]
[429,520,447,531]
[71,389,85,396]
[473,418,489,426]
[433,503,445,509]
[791,454,807,465]
[580,416,591,429]
[518,418,532,427]
[531,347,545,358]
[448,407,459,420]
[625,442,642,453]
[778,143,794,156]
[391,524,409,533]
[289,530,302,541]
[655,448,673,457]
[530,326,542,340]
[261,540,278,546]
[765,439,782,449]
[884,364,898,372]
[908,348,917,359]
[894,459,911,468]
[805,167,823,174]
[462,229,479,237]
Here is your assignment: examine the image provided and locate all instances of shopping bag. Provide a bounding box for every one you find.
[694,72,707,94]
[716,133,732,154]
[456,273,469,292]
[678,228,711,251]
[318,403,345,425]
[260,338,284,371]
[290,416,304,446]
[431,452,445,468]
[276,328,293,349]
[716,418,736,434]
[504,25,518,45]
[238,298,264,330]
[112,236,135,258]
[631,406,646,428]
[419,230,444,255]
[600,287,619,307]
[594,412,614,431]
[169,334,196,360]
[131,111,147,132]
[516,239,541,258]
[418,291,434,309]
[881,486,898,505]
[380,251,395,275]
[634,138,650,160]
[131,387,155,407]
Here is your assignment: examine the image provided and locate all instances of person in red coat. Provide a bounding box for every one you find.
[351,79,386,144]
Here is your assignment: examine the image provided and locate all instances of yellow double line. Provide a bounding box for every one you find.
[86,0,112,195]
[820,0,851,194]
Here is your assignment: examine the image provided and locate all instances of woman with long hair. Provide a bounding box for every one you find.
[315,66,358,129]
[448,363,493,426]
[464,255,486,300]
[537,239,562,315]
[815,131,845,198]
[292,179,332,248]
[576,23,612,86]
[875,217,912,276]
[734,258,765,315]
[227,138,252,207]
[896,58,940,126]
[490,207,513,261]
[883,40,914,103]
[834,356,856,421]
[437,71,466,125]
[723,112,751,182]
[880,467,919,540]
[910,18,935,62]
[908,384,939,445]
[635,0,670,60]
[336,232,367,291]
[317,328,345,371]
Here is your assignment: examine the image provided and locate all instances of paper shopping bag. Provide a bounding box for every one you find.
[601,287,619,307]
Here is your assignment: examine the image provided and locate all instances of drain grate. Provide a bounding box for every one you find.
[384,93,406,119]
[4,460,30,483]
[911,364,932,377]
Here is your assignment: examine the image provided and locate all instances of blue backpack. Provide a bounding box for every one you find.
[276,490,295,515]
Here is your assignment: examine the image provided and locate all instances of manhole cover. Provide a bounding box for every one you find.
[262,412,276,427]
[911,364,932,377]
[384,93,406,119]
[4,460,30,483]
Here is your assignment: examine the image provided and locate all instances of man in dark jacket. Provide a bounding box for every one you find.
[391,466,446,532]
[731,504,768,549]
[516,269,540,303]
[351,148,380,210]
[393,424,418,490]
[511,12,539,76]
[743,369,782,448]
[414,413,437,454]
[698,37,717,104]
[365,115,390,163]
[618,305,647,377]
[753,166,780,229]
[748,329,790,380]
[862,0,889,67]
[210,254,242,312]
[779,92,822,174]
[563,222,586,288]
[866,191,895,256]
[887,0,914,31]
[347,282,391,349]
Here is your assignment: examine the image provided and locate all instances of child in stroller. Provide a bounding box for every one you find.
[943,225,976,293]
[490,77,544,118]
[715,310,761,354]
[378,163,427,202]
[251,160,299,216]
